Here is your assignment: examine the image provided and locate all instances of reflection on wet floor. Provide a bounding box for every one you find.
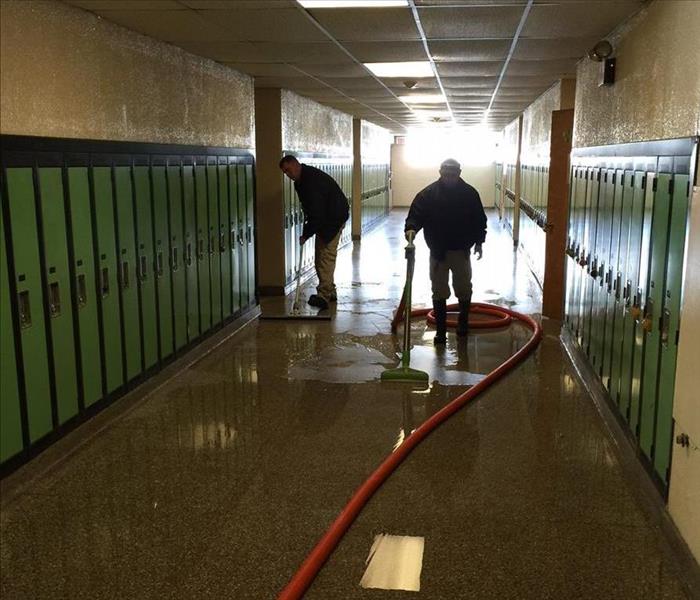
[0,210,692,600]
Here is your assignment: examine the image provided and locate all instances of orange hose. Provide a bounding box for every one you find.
[278,304,542,600]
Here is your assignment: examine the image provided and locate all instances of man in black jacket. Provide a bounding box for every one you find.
[405,158,487,344]
[280,155,349,310]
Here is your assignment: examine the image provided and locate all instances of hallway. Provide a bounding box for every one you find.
[0,210,690,599]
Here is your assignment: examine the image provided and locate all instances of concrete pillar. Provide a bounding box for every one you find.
[254,88,286,295]
[352,118,362,240]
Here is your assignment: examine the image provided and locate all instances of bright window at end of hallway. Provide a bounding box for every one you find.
[404,127,500,167]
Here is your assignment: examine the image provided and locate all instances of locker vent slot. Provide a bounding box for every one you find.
[49,282,61,317]
[77,274,87,307]
[18,291,31,328]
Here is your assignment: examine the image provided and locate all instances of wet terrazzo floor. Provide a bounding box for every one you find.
[0,210,692,599]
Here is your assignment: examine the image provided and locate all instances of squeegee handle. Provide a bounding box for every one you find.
[401,243,415,368]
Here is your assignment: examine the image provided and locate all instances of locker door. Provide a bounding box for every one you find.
[237,164,249,310]
[218,159,232,320]
[6,167,52,441]
[38,167,78,424]
[614,171,645,420]
[182,164,199,340]
[66,167,102,407]
[166,163,187,351]
[207,160,222,326]
[114,165,142,382]
[653,172,691,484]
[194,161,211,332]
[563,168,575,328]
[228,163,241,315]
[1,181,24,462]
[284,174,292,283]
[152,164,174,359]
[133,164,158,370]
[580,168,600,351]
[245,163,256,307]
[639,173,673,458]
[607,170,634,403]
[628,173,656,431]
[571,168,587,338]
[92,166,123,393]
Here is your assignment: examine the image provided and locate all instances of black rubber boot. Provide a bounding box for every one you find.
[457,296,471,337]
[434,299,447,345]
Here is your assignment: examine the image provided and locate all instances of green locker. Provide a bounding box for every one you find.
[628,173,656,430]
[167,163,187,351]
[653,173,690,483]
[579,169,600,351]
[1,182,24,461]
[237,164,249,309]
[182,164,199,340]
[92,166,123,393]
[613,171,645,421]
[6,167,53,441]
[207,161,222,326]
[639,173,673,458]
[608,171,636,404]
[38,167,79,424]
[152,164,174,359]
[133,165,158,370]
[67,167,102,407]
[571,168,587,338]
[218,160,232,319]
[228,163,241,315]
[114,165,142,382]
[194,162,211,332]
[245,164,255,308]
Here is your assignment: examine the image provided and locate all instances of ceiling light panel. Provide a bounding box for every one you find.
[364,61,434,77]
[522,2,644,38]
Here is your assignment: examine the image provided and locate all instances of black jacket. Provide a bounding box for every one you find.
[294,164,350,243]
[405,178,487,260]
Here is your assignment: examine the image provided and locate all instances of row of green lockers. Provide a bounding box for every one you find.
[564,138,697,491]
[282,159,389,285]
[0,140,257,467]
[496,163,550,286]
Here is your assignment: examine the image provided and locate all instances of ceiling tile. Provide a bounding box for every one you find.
[429,40,511,61]
[343,41,427,62]
[310,7,420,42]
[513,37,599,60]
[178,41,349,64]
[300,63,370,78]
[182,1,297,7]
[522,2,643,38]
[65,0,184,8]
[254,76,328,89]
[224,63,301,77]
[500,75,558,88]
[418,6,523,39]
[506,58,577,77]
[441,76,499,88]
[196,9,327,42]
[436,61,503,77]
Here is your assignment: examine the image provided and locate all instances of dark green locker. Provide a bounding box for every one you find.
[619,172,650,417]
[628,173,656,431]
[565,168,580,329]
[227,163,241,315]
[152,165,174,358]
[218,160,232,319]
[639,173,673,458]
[182,164,199,340]
[92,166,123,393]
[608,171,636,404]
[38,167,79,424]
[67,167,102,407]
[237,164,249,309]
[114,165,142,382]
[167,163,187,351]
[245,164,255,308]
[571,168,587,338]
[0,183,24,462]
[6,167,52,441]
[133,165,158,370]
[653,173,690,483]
[580,169,600,351]
[194,162,211,332]
[207,161,222,326]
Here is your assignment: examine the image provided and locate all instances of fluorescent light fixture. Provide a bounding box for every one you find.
[398,94,446,104]
[413,110,451,119]
[299,0,408,7]
[364,62,433,78]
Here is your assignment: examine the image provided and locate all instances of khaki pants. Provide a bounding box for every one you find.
[315,230,341,300]
[430,250,472,301]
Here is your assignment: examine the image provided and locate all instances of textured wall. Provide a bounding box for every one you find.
[361,120,392,163]
[0,0,254,148]
[281,90,352,156]
[521,82,561,165]
[573,0,700,147]
[501,118,521,164]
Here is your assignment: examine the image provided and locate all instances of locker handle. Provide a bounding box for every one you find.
[238,229,244,246]
[230,228,236,247]
[18,290,32,328]
[198,239,204,260]
[219,232,226,252]
[660,308,671,347]
[120,261,130,289]
[171,247,179,271]
[156,252,164,277]
[247,225,252,244]
[139,255,148,281]
[77,274,87,308]
[209,235,215,255]
[101,267,110,297]
[186,242,193,267]
[623,280,631,304]
[49,282,61,317]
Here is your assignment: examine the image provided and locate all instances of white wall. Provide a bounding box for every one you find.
[391,143,496,208]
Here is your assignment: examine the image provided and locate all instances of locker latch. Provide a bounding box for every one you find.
[77,274,87,308]
[18,290,31,328]
[101,267,110,297]
[171,247,179,271]
[238,229,245,246]
[209,235,215,255]
[48,282,61,317]
[589,257,598,277]
[660,308,671,347]
[139,256,148,281]
[219,232,226,253]
[156,252,164,278]
[623,280,631,305]
[186,242,193,267]
[120,261,130,289]
[198,239,204,260]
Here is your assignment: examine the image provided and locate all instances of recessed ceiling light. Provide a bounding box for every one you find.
[364,62,433,78]
[398,94,446,104]
[299,0,408,7]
